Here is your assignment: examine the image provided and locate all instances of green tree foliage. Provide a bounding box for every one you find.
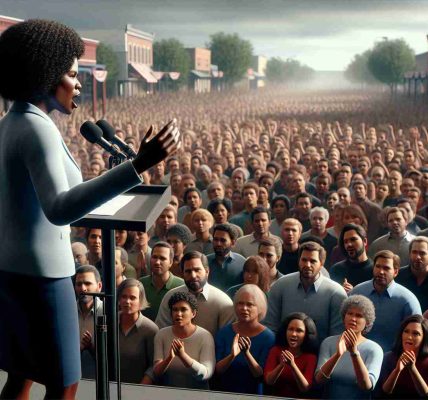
[367,39,415,90]
[208,32,253,87]
[265,57,314,83]
[153,39,190,88]
[96,42,119,97]
[345,50,377,85]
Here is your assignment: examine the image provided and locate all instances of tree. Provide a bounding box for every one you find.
[208,32,253,87]
[96,42,119,97]
[153,39,190,88]
[367,38,415,93]
[345,50,377,85]
[265,57,314,84]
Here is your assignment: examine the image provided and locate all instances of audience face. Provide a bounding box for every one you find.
[258,244,279,271]
[115,230,127,248]
[186,191,202,211]
[337,188,351,206]
[375,183,389,202]
[171,300,196,326]
[410,241,428,273]
[388,170,403,194]
[281,221,301,248]
[212,203,229,224]
[192,213,212,235]
[344,306,367,334]
[286,319,306,350]
[118,285,141,315]
[373,256,398,290]
[72,242,88,266]
[299,249,323,281]
[208,183,224,200]
[398,201,414,223]
[272,199,288,221]
[292,173,306,194]
[327,192,339,211]
[316,177,330,196]
[167,235,185,261]
[402,321,424,353]
[150,246,173,277]
[310,210,327,233]
[235,291,259,323]
[387,211,407,236]
[157,209,176,233]
[252,212,270,236]
[87,228,102,258]
[243,187,258,209]
[243,265,259,285]
[295,197,311,218]
[183,258,208,293]
[74,271,101,304]
[213,230,234,257]
[353,183,367,201]
[343,230,366,260]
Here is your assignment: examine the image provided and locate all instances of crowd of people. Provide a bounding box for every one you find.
[66,88,428,398]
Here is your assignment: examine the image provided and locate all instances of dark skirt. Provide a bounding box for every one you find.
[0,271,81,387]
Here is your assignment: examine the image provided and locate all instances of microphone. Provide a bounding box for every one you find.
[80,121,126,159]
[96,119,137,159]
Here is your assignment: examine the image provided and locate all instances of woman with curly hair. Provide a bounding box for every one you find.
[315,295,383,399]
[153,292,215,389]
[0,19,179,399]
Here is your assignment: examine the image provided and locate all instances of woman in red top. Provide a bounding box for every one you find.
[264,312,318,398]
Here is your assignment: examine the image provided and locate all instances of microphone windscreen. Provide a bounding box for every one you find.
[80,121,103,143]
[96,119,116,141]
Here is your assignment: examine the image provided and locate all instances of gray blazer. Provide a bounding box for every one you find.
[0,102,142,278]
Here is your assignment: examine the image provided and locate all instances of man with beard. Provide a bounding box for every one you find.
[155,251,234,336]
[330,223,373,293]
[264,241,347,343]
[350,250,421,351]
[396,236,428,311]
[74,265,103,379]
[207,224,245,291]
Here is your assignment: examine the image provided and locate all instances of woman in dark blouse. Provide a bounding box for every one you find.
[378,315,428,398]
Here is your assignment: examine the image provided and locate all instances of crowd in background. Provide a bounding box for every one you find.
[61,88,428,398]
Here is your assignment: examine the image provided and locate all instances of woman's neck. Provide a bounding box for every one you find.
[234,319,263,336]
[172,323,196,339]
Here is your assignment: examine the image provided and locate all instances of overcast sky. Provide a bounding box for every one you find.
[2,0,428,71]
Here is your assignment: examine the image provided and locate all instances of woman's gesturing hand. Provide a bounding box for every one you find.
[132,118,181,174]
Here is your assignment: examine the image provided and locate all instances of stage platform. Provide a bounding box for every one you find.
[0,371,288,399]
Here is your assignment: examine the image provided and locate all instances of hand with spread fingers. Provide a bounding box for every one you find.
[132,118,181,174]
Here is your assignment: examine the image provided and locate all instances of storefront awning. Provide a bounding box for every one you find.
[191,70,211,79]
[129,62,158,83]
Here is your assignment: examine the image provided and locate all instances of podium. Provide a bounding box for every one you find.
[71,184,171,398]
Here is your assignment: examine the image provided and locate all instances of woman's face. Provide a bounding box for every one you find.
[272,200,288,220]
[402,322,424,353]
[171,300,196,327]
[135,231,148,247]
[343,212,362,226]
[192,214,212,234]
[243,265,259,285]
[115,230,127,247]
[258,187,269,204]
[235,292,259,323]
[344,306,366,334]
[327,193,339,210]
[214,204,229,224]
[54,58,81,115]
[286,319,306,350]
[119,286,141,316]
